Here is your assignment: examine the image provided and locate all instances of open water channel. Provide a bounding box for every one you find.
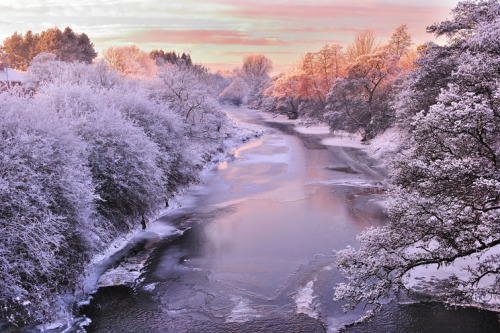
[78,107,500,332]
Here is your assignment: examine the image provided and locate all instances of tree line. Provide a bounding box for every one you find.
[0,27,199,74]
[0,27,97,70]
[261,24,414,140]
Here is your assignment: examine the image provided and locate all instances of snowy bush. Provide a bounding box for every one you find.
[0,94,96,325]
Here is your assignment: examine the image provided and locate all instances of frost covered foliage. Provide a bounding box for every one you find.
[0,57,232,326]
[263,26,412,139]
[219,55,273,108]
[219,77,249,106]
[325,51,399,140]
[334,0,500,316]
[393,0,500,128]
[0,96,96,325]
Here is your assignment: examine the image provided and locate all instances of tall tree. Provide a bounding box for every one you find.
[36,28,64,57]
[325,50,399,139]
[334,0,500,318]
[242,54,273,78]
[1,32,26,70]
[388,24,413,59]
[346,29,379,61]
[300,44,346,110]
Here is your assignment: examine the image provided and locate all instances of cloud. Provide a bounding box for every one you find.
[96,29,288,46]
[292,38,346,45]
[269,26,361,34]
[218,2,448,21]
[220,50,296,56]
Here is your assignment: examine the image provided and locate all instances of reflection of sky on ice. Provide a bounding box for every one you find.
[145,108,389,330]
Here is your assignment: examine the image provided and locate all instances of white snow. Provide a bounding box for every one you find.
[225,298,262,323]
[294,125,331,135]
[366,127,405,160]
[293,279,319,319]
[321,136,366,149]
[143,283,157,292]
[0,68,24,83]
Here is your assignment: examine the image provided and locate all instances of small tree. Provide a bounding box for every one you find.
[387,24,413,59]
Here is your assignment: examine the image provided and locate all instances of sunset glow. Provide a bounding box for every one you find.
[1,0,459,71]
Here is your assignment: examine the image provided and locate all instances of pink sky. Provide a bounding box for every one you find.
[0,0,460,73]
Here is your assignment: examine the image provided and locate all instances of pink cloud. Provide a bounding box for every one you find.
[97,29,288,46]
[292,38,346,45]
[219,3,448,21]
[269,26,361,34]
[220,50,296,56]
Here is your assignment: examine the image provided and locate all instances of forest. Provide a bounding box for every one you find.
[0,0,499,328]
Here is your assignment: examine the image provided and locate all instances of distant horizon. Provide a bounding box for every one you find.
[1,0,460,71]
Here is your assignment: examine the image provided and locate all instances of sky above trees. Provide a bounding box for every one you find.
[1,0,459,72]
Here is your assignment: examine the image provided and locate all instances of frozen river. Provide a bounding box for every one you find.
[80,107,500,332]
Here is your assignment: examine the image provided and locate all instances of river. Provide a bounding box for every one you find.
[79,107,500,333]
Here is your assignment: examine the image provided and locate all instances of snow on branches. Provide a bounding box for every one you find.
[0,55,233,326]
[334,0,500,317]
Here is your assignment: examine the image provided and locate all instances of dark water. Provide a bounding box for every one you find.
[80,107,500,333]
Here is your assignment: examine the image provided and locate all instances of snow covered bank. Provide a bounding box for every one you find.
[366,127,405,161]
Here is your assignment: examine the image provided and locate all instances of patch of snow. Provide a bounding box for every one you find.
[143,283,157,292]
[145,222,176,237]
[293,279,319,319]
[36,321,64,331]
[321,135,365,149]
[260,111,297,124]
[294,125,331,135]
[225,298,262,323]
[366,127,405,160]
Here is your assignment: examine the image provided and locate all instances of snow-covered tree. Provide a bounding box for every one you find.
[102,45,157,78]
[325,50,399,140]
[263,71,303,118]
[219,77,249,106]
[334,0,500,317]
